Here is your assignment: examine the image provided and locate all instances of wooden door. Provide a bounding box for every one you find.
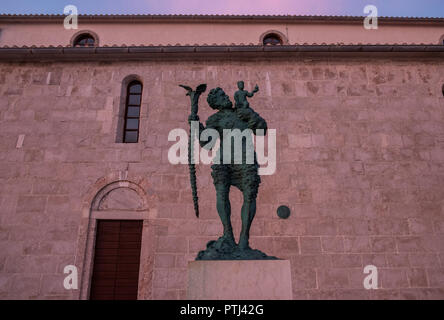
[89,220,143,300]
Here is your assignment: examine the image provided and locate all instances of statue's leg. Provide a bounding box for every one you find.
[215,183,235,243]
[239,191,257,250]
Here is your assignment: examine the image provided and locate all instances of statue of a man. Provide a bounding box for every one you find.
[186,84,274,260]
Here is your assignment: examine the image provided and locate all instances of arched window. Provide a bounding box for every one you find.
[123,81,143,143]
[73,33,96,47]
[263,33,283,46]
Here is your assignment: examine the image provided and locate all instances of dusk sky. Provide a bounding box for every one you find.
[1,0,443,17]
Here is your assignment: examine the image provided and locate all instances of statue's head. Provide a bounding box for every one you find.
[207,87,233,110]
[237,81,244,90]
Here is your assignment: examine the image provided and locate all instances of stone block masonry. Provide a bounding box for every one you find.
[0,57,443,299]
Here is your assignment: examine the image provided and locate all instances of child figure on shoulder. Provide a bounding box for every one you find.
[234,81,259,109]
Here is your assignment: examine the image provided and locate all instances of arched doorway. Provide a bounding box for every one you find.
[78,179,156,300]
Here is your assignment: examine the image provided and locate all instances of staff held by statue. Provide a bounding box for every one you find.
[179,84,207,218]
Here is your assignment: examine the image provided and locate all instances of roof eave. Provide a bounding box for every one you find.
[0,14,444,25]
[0,45,443,61]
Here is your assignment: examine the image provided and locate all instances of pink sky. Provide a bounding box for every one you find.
[164,0,342,15]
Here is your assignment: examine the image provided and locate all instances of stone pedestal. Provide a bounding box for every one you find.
[187,260,293,300]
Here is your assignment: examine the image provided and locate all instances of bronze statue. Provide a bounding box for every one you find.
[180,82,276,260]
[234,81,259,109]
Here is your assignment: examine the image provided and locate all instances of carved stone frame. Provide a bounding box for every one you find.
[259,30,289,45]
[75,172,158,300]
[70,29,100,47]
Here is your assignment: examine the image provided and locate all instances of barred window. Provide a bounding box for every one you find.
[123,81,143,143]
[263,33,283,46]
[73,34,96,47]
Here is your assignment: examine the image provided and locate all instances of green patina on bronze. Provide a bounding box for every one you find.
[180,82,277,260]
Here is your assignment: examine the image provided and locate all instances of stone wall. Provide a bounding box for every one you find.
[0,56,443,299]
[1,20,444,47]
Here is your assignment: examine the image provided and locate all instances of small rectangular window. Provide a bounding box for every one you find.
[129,84,142,94]
[128,95,141,106]
[127,107,140,117]
[124,131,138,143]
[126,119,139,130]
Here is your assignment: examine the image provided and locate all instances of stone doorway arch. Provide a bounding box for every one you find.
[76,176,157,300]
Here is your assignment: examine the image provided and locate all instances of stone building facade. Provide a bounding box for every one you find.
[0,14,444,300]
